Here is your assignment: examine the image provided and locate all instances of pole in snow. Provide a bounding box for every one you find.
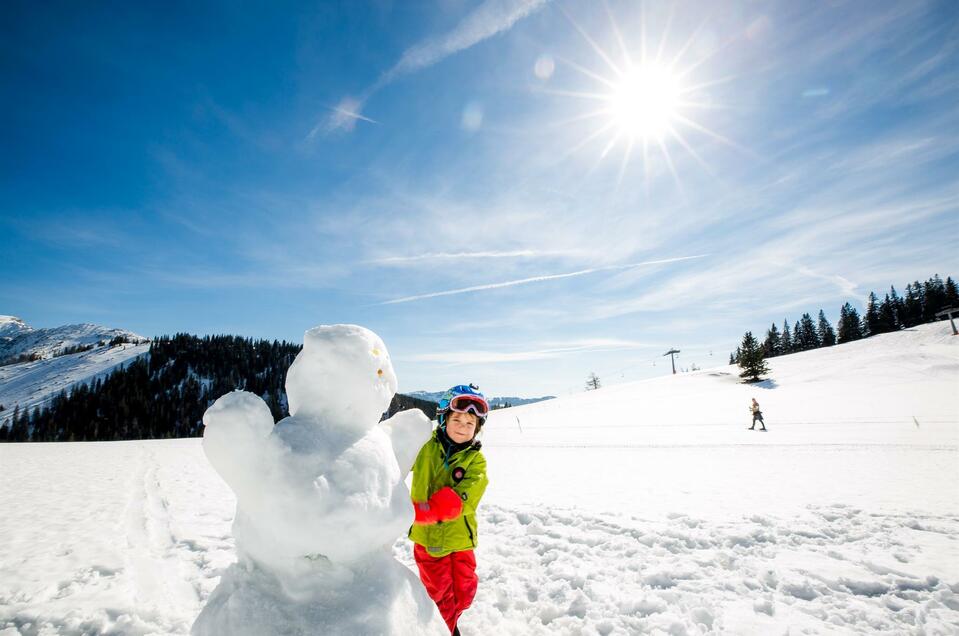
[663,349,680,374]
[935,308,958,335]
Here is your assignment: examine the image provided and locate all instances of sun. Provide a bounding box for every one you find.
[608,63,682,141]
[543,7,740,190]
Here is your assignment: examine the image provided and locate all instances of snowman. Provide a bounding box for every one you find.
[192,324,448,635]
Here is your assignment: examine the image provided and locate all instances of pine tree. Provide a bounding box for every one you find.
[763,323,782,358]
[781,320,793,354]
[585,372,601,391]
[728,352,735,365]
[737,331,770,383]
[902,283,923,328]
[945,277,959,309]
[878,294,898,333]
[889,286,904,328]
[797,313,819,351]
[922,275,947,322]
[817,310,836,346]
[837,302,863,343]
[864,292,881,336]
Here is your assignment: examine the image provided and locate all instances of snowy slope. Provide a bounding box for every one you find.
[0,322,956,634]
[0,317,149,423]
[0,343,150,421]
[0,316,145,362]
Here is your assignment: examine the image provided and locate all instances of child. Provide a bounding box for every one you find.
[409,384,489,635]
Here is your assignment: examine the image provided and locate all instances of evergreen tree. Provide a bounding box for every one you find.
[863,292,881,336]
[837,302,863,343]
[797,313,819,351]
[889,286,904,328]
[781,320,793,354]
[728,352,735,365]
[945,277,959,309]
[817,310,836,346]
[922,275,947,322]
[737,331,770,382]
[902,283,923,328]
[585,372,601,391]
[877,294,898,333]
[763,323,781,358]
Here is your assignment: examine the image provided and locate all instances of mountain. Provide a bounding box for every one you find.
[408,390,555,409]
[0,316,146,364]
[0,315,30,339]
[0,317,150,417]
[1,329,435,441]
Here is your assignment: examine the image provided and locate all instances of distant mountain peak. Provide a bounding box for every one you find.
[0,316,31,339]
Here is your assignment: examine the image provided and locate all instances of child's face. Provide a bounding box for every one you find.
[447,411,478,444]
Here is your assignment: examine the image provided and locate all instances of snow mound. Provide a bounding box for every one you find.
[193,324,446,636]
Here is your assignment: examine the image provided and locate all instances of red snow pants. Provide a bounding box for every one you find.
[413,544,478,633]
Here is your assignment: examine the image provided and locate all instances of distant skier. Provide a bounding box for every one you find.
[749,397,767,431]
[409,384,490,635]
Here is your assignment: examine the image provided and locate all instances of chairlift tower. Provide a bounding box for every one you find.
[663,348,680,374]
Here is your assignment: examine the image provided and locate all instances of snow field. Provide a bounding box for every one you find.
[0,322,956,634]
[437,504,959,634]
[1,438,956,635]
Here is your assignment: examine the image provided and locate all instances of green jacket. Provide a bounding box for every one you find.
[408,429,488,557]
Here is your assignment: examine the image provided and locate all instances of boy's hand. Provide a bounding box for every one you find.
[412,487,463,524]
[413,501,438,525]
[430,487,464,521]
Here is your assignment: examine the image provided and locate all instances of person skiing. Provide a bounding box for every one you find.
[749,397,767,431]
[409,384,490,636]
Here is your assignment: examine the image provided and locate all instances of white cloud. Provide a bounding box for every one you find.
[314,0,550,135]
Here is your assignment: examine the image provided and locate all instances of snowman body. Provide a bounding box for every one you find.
[192,325,447,636]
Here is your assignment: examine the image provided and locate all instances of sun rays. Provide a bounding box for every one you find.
[545,4,741,192]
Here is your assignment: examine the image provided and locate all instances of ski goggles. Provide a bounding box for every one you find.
[448,394,489,417]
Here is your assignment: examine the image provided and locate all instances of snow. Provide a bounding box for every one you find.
[0,316,30,340]
[0,322,957,635]
[0,318,145,362]
[0,317,149,424]
[0,342,150,422]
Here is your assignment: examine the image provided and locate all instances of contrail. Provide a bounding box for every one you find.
[313,0,551,136]
[380,254,708,305]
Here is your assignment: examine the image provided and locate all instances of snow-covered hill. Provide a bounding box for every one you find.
[0,316,145,362]
[0,317,149,421]
[0,322,956,634]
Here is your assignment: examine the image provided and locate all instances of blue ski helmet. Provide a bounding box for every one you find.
[437,384,489,428]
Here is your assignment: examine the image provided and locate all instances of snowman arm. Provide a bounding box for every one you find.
[379,408,433,474]
[202,390,276,489]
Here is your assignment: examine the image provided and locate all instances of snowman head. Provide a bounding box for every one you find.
[285,324,398,429]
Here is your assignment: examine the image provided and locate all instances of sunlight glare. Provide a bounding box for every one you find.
[608,64,681,141]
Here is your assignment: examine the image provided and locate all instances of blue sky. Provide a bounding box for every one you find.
[3,0,957,396]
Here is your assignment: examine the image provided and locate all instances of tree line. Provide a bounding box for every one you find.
[732,273,957,381]
[1,334,302,442]
[1,333,441,443]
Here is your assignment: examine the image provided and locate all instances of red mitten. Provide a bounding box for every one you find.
[413,501,438,525]
[429,486,463,522]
